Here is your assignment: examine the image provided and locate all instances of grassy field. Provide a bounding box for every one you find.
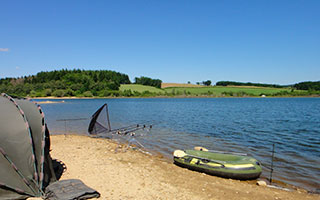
[120,84,165,94]
[120,84,309,97]
[161,83,204,88]
[163,86,294,96]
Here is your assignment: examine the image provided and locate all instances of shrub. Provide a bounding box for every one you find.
[44,89,52,96]
[83,91,93,97]
[222,91,234,96]
[122,89,133,97]
[133,91,141,96]
[65,89,75,96]
[52,89,65,97]
[98,90,111,97]
[29,90,37,97]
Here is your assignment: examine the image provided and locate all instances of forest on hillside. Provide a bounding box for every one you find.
[216,80,320,92]
[215,81,286,88]
[0,69,165,97]
[134,76,162,88]
[0,69,131,97]
[294,81,320,91]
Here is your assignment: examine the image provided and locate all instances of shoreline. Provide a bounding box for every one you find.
[43,134,318,199]
[31,95,320,100]
[52,133,317,193]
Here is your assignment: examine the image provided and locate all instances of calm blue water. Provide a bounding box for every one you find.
[36,98,320,192]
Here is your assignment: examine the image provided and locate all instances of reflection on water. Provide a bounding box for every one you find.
[36,98,320,192]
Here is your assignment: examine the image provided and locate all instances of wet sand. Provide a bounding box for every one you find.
[45,134,319,200]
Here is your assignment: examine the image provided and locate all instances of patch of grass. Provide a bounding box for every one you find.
[161,83,204,88]
[120,84,312,97]
[120,84,165,94]
[163,86,295,96]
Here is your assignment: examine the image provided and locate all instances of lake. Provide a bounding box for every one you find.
[36,97,320,192]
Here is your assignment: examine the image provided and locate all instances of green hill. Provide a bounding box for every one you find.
[163,86,295,96]
[120,84,310,97]
[0,69,130,97]
[120,84,165,94]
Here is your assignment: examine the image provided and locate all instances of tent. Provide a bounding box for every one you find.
[0,93,57,199]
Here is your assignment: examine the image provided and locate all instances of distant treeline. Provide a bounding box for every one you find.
[0,69,319,97]
[215,80,320,91]
[216,81,286,88]
[293,81,320,91]
[0,69,131,97]
[134,76,162,88]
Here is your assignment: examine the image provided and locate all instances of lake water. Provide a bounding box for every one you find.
[36,98,320,192]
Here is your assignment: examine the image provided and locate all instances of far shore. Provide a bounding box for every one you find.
[30,95,320,101]
[31,134,319,200]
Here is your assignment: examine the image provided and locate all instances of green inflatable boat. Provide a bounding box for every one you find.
[173,149,262,180]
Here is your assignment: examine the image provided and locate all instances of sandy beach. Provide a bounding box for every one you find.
[43,134,319,200]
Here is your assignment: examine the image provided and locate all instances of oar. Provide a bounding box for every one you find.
[194,146,247,156]
[173,150,226,166]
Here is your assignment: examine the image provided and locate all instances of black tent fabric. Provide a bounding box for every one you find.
[0,93,57,199]
[45,179,100,200]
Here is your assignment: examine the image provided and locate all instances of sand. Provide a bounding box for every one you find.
[46,135,318,200]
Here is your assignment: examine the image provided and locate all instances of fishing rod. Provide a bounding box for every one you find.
[56,118,89,133]
[107,124,139,134]
[269,144,275,184]
[106,124,153,136]
[56,118,88,121]
[123,124,153,135]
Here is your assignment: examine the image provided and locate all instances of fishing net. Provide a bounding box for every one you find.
[88,104,111,135]
[88,103,153,154]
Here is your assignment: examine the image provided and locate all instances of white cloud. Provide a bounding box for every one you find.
[0,48,9,52]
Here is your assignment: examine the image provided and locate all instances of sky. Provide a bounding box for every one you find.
[0,0,319,85]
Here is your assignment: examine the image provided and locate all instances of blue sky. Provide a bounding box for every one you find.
[0,0,319,84]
